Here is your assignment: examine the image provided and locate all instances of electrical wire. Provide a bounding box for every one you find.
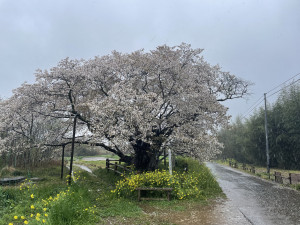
[241,96,264,118]
[266,72,300,95]
[268,78,300,98]
[242,95,264,115]
[241,72,300,120]
[242,98,264,120]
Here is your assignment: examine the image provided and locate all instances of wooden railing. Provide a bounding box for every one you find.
[106,158,134,175]
[229,161,256,174]
[274,172,300,185]
[228,160,300,185]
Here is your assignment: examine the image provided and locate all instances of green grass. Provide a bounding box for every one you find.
[1,157,223,225]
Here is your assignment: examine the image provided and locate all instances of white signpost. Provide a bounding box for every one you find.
[168,149,172,175]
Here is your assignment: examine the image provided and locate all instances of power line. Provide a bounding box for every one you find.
[266,72,300,95]
[242,96,264,115]
[268,78,300,98]
[241,72,300,120]
[242,97,264,119]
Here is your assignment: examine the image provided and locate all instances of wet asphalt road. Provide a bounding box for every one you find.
[206,162,300,225]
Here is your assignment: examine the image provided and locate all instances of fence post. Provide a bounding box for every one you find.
[106,159,109,172]
[115,162,118,174]
[137,189,141,201]
[251,166,255,174]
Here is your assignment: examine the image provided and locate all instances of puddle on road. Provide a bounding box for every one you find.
[140,198,251,225]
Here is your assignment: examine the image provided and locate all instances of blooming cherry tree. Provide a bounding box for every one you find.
[0,43,250,171]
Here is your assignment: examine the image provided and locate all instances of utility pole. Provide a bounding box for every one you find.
[264,93,270,175]
[68,114,78,185]
[61,145,65,180]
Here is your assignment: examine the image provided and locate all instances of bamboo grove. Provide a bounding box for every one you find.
[218,83,300,170]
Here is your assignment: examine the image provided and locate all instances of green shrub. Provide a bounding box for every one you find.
[112,162,222,200]
[174,157,189,173]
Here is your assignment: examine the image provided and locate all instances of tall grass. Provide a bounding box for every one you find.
[0,171,98,225]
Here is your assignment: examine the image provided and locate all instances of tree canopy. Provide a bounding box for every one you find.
[0,43,250,170]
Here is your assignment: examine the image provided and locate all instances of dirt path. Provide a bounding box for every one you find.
[66,164,95,177]
[73,164,93,173]
[138,198,251,225]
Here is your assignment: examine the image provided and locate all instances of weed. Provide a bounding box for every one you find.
[295,184,300,191]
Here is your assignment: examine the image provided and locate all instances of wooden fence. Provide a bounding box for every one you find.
[228,161,300,185]
[106,158,134,175]
[274,172,300,185]
[229,161,255,174]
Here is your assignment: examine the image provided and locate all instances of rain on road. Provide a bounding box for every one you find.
[206,162,300,225]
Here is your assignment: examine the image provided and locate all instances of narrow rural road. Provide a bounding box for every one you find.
[206,162,300,225]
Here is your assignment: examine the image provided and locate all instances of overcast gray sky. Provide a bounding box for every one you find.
[1,0,299,120]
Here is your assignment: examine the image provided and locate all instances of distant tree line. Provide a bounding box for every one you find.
[218,83,300,170]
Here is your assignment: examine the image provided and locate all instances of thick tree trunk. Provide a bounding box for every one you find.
[131,140,160,171]
[118,154,132,165]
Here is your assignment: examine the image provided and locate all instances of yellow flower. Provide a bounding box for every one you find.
[43,208,47,212]
[44,214,48,217]
[30,214,33,217]
[14,216,18,220]
[24,221,29,224]
[30,194,34,199]
[9,223,13,225]
[36,213,41,217]
[42,219,46,223]
[30,205,35,209]
[36,217,40,221]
